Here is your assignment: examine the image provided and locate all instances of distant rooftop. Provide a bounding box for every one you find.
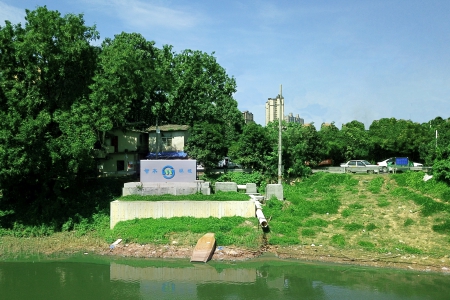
[146,124,190,132]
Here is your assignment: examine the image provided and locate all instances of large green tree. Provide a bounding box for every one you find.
[230,122,271,171]
[369,118,427,163]
[168,50,243,141]
[317,122,344,165]
[89,32,174,146]
[0,7,99,224]
[184,122,228,169]
[340,120,371,162]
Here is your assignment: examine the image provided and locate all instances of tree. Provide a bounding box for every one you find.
[230,122,271,171]
[184,122,228,170]
[0,6,99,225]
[282,122,322,178]
[318,122,345,165]
[167,50,243,142]
[419,117,450,166]
[89,32,173,145]
[369,118,428,163]
[340,121,371,162]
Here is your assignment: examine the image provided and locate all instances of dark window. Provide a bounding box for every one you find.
[117,160,125,171]
[112,136,119,153]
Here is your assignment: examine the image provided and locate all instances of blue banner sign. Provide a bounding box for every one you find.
[140,160,197,182]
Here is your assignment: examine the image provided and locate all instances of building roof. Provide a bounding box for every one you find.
[146,124,190,132]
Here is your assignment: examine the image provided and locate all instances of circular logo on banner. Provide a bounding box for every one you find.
[162,165,175,179]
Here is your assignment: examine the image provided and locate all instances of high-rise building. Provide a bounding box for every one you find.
[242,110,254,124]
[265,95,284,126]
[284,113,304,125]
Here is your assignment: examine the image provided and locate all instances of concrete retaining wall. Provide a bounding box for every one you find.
[122,181,210,196]
[110,200,255,228]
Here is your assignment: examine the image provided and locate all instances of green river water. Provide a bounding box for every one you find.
[0,254,449,299]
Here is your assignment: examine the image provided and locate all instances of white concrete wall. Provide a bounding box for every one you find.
[110,200,255,229]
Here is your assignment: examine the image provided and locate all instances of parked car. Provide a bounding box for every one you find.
[340,160,380,173]
[377,157,423,173]
[218,157,242,169]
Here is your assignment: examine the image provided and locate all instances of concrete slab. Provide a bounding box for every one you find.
[266,184,284,200]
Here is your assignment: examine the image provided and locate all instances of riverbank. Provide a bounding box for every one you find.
[2,172,450,274]
[1,234,449,274]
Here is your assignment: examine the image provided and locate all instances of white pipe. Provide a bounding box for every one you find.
[256,208,268,228]
[252,197,268,228]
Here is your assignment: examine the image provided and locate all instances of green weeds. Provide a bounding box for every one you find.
[368,177,384,194]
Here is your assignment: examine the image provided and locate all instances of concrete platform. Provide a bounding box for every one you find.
[110,200,255,228]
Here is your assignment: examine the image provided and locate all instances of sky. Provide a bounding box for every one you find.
[1,0,449,129]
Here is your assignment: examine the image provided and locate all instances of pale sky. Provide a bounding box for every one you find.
[1,0,449,129]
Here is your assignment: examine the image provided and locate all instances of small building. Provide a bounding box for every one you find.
[94,128,149,177]
[94,124,191,176]
[146,124,190,157]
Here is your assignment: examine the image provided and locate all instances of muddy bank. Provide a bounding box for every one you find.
[99,242,450,274]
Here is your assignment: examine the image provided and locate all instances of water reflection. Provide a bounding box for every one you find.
[0,256,449,300]
[109,259,450,300]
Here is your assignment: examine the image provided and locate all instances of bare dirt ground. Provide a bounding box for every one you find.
[99,242,450,274]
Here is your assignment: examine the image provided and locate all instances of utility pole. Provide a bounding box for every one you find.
[278,84,283,184]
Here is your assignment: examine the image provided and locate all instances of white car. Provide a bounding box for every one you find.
[377,157,423,173]
[340,160,380,174]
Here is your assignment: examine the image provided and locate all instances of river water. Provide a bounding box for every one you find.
[1,254,449,299]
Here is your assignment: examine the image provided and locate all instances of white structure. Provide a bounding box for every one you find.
[147,124,189,153]
[265,95,284,126]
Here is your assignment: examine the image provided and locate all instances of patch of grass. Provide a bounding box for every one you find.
[377,197,391,207]
[331,234,346,247]
[404,218,415,227]
[310,196,341,214]
[432,220,450,234]
[358,241,375,249]
[301,228,316,237]
[341,209,353,218]
[395,244,422,254]
[303,218,328,227]
[344,223,364,231]
[368,177,384,194]
[268,235,300,246]
[111,216,259,248]
[366,223,377,231]
[349,203,364,209]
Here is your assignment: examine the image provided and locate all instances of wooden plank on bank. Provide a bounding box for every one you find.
[190,233,216,263]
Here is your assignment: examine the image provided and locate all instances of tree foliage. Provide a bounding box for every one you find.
[184,122,228,169]
[168,50,243,140]
[230,122,271,171]
[0,6,99,224]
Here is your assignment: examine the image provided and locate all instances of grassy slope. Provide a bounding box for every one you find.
[267,172,450,266]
